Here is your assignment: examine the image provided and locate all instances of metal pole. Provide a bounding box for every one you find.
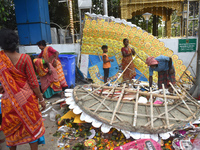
[175,27,177,37]
[103,0,108,15]
[79,8,81,36]
[146,20,148,32]
[195,0,200,96]
[186,0,189,38]
[182,3,184,37]
[192,4,195,36]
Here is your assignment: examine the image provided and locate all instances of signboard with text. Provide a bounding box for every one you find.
[178,39,197,52]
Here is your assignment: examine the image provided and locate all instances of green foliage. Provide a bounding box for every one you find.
[92,0,120,18]
[48,0,70,27]
[0,0,16,30]
[108,0,120,18]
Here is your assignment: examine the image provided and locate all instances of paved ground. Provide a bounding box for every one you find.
[0,94,64,150]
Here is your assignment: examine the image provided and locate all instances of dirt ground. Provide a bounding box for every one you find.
[0,94,65,150]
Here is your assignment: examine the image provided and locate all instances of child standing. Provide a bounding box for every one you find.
[102,45,114,84]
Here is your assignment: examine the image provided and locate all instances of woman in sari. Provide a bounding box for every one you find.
[121,38,136,82]
[37,40,68,98]
[0,29,46,150]
[33,58,62,98]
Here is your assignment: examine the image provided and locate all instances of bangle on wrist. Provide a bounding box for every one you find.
[39,98,45,102]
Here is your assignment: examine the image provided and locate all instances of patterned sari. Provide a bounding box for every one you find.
[33,58,62,97]
[121,47,136,81]
[42,46,68,88]
[0,51,45,146]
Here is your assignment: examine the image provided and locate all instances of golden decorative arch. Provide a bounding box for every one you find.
[120,0,184,37]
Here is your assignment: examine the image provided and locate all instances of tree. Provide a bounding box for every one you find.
[92,0,120,18]
[0,0,16,30]
[48,0,70,28]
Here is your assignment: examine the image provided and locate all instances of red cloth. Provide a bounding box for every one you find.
[42,46,68,88]
[121,47,130,54]
[33,58,62,93]
[0,51,45,146]
[146,57,159,66]
[158,70,176,89]
[114,139,162,150]
[15,54,39,89]
[121,47,136,81]
[38,46,57,58]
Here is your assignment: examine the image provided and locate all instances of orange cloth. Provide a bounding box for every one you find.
[42,46,68,88]
[33,58,62,93]
[102,53,111,69]
[33,58,48,77]
[121,47,136,81]
[0,51,45,147]
[146,57,159,66]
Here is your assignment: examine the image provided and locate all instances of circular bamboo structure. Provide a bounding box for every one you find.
[72,83,200,134]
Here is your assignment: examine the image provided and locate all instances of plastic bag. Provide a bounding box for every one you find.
[50,108,60,121]
[114,139,162,150]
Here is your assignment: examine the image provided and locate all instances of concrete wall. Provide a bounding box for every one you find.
[18,43,81,65]
[160,38,197,77]
[17,38,197,77]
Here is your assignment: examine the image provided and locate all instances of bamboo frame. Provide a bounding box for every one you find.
[72,82,200,133]
[91,84,184,100]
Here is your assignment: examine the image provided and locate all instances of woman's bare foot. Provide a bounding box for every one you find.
[60,91,66,98]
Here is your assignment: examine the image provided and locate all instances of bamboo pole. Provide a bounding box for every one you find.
[176,108,189,117]
[150,87,154,128]
[133,86,140,126]
[79,56,136,100]
[178,52,197,82]
[91,91,176,107]
[91,84,183,100]
[94,86,117,113]
[145,105,150,122]
[162,84,170,129]
[81,87,123,121]
[144,101,183,126]
[155,107,166,126]
[110,83,126,125]
[89,101,99,108]
[178,84,199,105]
[88,108,189,122]
[169,82,196,119]
[134,67,149,83]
